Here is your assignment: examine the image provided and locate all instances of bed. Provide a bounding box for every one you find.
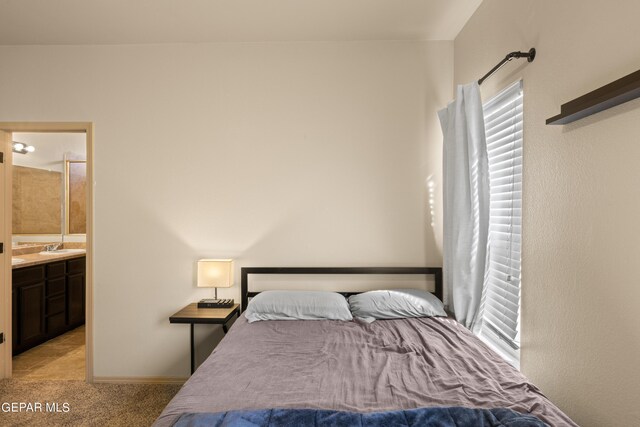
[155,267,576,426]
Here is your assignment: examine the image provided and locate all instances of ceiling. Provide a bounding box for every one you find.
[0,0,482,45]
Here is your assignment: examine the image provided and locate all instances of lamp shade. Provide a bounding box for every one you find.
[197,259,233,288]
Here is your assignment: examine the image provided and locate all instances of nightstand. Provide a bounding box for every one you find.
[169,303,240,374]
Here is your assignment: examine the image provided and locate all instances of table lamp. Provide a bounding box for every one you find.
[197,259,234,308]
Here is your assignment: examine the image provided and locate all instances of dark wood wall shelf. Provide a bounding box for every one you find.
[546,69,640,125]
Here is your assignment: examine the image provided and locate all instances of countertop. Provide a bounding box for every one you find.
[12,250,86,269]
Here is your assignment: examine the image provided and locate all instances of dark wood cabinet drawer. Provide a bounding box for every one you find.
[47,312,67,335]
[47,262,66,278]
[47,294,66,315]
[47,277,66,296]
[13,265,45,286]
[67,273,85,327]
[67,257,86,274]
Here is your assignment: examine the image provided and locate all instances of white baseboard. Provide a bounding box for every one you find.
[93,376,187,385]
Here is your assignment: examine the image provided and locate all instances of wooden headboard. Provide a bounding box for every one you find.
[240,267,443,312]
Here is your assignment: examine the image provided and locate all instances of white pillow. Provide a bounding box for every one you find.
[245,290,353,323]
[348,289,446,323]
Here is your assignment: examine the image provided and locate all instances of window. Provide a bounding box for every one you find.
[478,81,523,367]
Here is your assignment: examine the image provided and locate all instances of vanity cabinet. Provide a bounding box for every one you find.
[17,281,46,350]
[66,258,86,328]
[12,256,86,356]
[12,264,46,352]
[46,262,68,336]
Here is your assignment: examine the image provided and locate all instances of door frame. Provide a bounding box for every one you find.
[0,122,94,382]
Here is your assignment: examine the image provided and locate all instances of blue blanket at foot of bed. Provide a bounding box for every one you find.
[173,406,548,427]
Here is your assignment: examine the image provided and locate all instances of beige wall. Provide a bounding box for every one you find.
[13,166,62,234]
[455,1,640,425]
[0,41,452,378]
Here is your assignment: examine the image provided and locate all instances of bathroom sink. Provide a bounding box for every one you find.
[12,258,26,265]
[39,249,86,255]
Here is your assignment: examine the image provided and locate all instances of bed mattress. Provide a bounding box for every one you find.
[155,315,576,426]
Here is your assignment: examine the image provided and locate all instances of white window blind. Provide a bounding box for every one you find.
[479,80,523,366]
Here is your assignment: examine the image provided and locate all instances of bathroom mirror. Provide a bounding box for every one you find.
[12,165,63,234]
[12,133,86,239]
[66,160,87,234]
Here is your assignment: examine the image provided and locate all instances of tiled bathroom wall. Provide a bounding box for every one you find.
[68,161,87,234]
[13,166,62,234]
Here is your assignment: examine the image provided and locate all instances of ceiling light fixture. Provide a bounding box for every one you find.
[12,141,35,155]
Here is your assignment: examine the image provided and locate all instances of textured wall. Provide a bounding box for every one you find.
[13,166,62,234]
[0,41,452,378]
[455,1,640,425]
[68,161,87,234]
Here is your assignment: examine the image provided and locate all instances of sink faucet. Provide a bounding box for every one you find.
[44,243,62,252]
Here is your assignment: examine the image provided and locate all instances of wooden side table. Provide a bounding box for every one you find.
[169,303,240,374]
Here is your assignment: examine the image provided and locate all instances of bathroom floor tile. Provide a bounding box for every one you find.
[12,326,85,380]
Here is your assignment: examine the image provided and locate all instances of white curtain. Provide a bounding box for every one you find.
[438,82,490,330]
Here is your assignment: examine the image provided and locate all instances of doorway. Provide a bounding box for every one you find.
[0,122,94,382]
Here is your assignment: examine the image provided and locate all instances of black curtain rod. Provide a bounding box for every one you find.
[478,48,536,85]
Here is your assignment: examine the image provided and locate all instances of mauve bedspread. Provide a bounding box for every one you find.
[155,315,576,427]
[173,407,548,427]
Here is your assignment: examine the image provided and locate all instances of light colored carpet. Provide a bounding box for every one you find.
[0,379,181,426]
